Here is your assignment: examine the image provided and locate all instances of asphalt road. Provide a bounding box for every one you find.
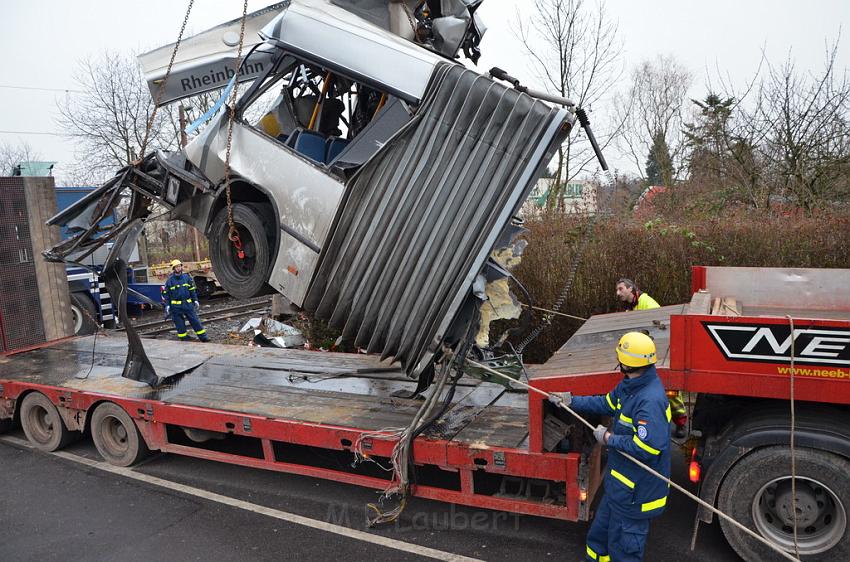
[0,429,740,562]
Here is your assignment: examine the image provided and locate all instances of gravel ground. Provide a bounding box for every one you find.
[129,293,274,344]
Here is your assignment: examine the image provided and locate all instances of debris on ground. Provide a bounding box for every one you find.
[242,317,305,349]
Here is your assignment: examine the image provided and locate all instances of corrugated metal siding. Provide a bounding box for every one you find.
[304,63,566,375]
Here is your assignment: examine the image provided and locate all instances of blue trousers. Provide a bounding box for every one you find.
[171,305,208,341]
[585,495,650,562]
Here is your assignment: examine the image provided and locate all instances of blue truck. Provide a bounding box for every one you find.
[55,186,162,334]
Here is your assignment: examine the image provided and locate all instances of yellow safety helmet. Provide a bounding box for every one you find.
[170,259,183,269]
[616,332,657,367]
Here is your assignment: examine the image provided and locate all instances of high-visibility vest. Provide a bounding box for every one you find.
[634,292,660,310]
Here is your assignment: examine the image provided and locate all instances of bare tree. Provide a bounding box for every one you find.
[56,50,221,259]
[515,0,623,209]
[616,54,693,188]
[0,140,40,176]
[755,41,850,209]
[56,51,184,184]
[695,38,850,211]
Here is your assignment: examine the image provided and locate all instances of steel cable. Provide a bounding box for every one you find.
[465,358,802,562]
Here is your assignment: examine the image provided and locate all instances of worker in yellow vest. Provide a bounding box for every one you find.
[615,278,687,438]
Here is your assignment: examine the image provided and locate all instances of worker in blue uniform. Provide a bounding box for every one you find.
[161,259,209,342]
[549,331,671,562]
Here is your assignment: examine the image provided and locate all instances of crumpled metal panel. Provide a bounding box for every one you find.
[304,63,568,376]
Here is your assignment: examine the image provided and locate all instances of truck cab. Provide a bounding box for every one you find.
[531,266,850,560]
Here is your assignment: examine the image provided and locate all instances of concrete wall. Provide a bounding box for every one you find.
[23,177,74,341]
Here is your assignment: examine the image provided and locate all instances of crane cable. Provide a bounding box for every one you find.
[222,0,250,259]
[138,0,195,162]
[464,358,802,562]
[786,315,800,559]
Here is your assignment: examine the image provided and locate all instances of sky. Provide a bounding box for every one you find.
[1,0,848,181]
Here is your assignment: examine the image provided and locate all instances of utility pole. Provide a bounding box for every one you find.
[180,106,202,262]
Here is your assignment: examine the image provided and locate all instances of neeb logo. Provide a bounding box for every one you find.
[703,323,850,367]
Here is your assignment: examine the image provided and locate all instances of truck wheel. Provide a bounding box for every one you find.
[717,446,850,560]
[20,392,76,451]
[91,402,150,467]
[209,203,273,299]
[71,293,98,335]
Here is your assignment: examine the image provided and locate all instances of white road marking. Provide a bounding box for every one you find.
[1,435,482,562]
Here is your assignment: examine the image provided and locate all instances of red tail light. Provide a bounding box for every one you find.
[688,460,701,483]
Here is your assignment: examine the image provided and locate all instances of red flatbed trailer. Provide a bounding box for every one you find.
[0,335,586,522]
[2,266,850,561]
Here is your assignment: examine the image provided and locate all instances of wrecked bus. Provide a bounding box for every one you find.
[46,0,577,383]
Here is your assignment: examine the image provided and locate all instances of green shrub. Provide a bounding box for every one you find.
[511,211,850,363]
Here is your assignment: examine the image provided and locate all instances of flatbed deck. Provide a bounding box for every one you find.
[0,336,583,521]
[531,304,684,381]
[0,337,530,448]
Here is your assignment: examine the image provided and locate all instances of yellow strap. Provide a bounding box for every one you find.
[586,545,597,560]
[308,71,334,130]
[187,298,193,303]
[610,469,635,489]
[600,556,610,562]
[665,405,672,422]
[641,496,667,512]
[633,435,661,455]
[177,332,188,338]
[373,93,387,118]
[183,283,192,287]
[605,393,615,411]
[619,413,633,424]
[171,300,182,305]
[195,329,206,335]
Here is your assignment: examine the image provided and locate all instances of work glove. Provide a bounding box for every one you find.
[194,300,200,310]
[163,305,170,319]
[593,424,609,445]
[547,391,572,407]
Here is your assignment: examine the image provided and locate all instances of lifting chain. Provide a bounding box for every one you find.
[516,169,617,354]
[223,0,250,261]
[138,0,195,163]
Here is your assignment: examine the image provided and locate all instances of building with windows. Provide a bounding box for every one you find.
[523,177,597,215]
